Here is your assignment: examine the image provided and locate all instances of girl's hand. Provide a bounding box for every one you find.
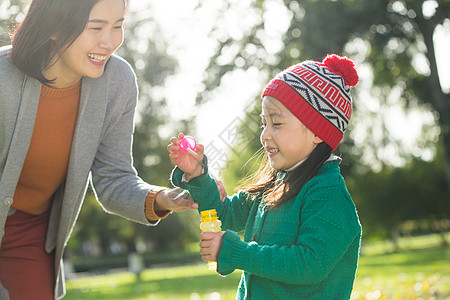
[168,133,204,180]
[199,231,224,262]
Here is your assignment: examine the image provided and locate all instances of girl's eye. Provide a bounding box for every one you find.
[89,27,102,31]
[273,123,282,127]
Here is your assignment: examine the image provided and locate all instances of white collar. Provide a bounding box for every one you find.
[285,157,308,172]
[284,154,338,172]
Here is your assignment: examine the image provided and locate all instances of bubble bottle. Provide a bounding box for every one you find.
[200,209,222,270]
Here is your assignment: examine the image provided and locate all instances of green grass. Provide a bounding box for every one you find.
[65,234,450,300]
[65,264,241,300]
[352,247,450,299]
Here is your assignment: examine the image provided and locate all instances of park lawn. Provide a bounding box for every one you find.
[65,263,241,300]
[352,246,450,299]
[65,235,450,300]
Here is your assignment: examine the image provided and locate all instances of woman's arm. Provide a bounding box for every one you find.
[90,57,168,224]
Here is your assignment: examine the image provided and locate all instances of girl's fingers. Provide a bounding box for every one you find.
[199,246,208,256]
[201,254,214,262]
[199,239,211,248]
[196,143,204,156]
[199,247,216,262]
[186,143,204,160]
[167,143,180,153]
[200,231,217,241]
[199,243,214,261]
[170,137,179,144]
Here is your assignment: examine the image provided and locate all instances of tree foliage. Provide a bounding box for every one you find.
[197,0,450,189]
[0,0,28,45]
[348,144,450,245]
[197,0,450,240]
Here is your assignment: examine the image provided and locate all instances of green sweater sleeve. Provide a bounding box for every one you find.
[171,166,253,232]
[217,182,361,284]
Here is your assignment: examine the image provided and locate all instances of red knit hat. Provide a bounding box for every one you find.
[261,54,359,150]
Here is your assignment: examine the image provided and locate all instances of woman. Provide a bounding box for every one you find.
[0,0,196,298]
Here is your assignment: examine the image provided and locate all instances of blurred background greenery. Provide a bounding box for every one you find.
[1,0,449,298]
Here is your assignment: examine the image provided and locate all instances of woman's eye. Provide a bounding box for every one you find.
[89,27,102,31]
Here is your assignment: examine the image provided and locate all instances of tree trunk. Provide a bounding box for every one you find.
[390,227,400,252]
[413,3,450,192]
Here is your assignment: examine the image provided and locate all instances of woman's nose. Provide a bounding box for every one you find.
[99,31,115,50]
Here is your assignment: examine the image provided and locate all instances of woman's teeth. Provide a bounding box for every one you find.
[88,54,106,62]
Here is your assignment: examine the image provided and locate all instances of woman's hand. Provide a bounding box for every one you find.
[168,133,204,180]
[154,188,198,212]
[214,179,227,203]
[199,231,224,262]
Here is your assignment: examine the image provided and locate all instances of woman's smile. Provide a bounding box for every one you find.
[87,53,108,65]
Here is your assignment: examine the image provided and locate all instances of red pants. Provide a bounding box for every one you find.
[0,209,55,299]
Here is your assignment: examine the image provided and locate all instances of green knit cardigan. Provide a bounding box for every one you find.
[171,159,362,300]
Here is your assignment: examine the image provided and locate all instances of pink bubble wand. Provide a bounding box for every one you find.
[179,136,198,157]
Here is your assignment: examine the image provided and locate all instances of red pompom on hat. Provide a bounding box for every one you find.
[261,54,359,150]
[320,54,359,88]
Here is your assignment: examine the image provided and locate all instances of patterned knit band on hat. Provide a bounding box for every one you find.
[261,54,359,150]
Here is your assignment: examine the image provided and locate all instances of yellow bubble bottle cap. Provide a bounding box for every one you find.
[201,209,218,222]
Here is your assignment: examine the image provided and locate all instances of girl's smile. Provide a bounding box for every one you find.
[265,146,280,157]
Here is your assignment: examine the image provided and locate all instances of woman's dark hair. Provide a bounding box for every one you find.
[239,142,333,208]
[10,0,129,84]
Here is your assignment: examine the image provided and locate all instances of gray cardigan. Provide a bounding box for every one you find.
[0,45,162,299]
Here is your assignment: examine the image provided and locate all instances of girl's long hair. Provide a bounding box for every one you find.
[238,142,332,208]
[10,0,130,84]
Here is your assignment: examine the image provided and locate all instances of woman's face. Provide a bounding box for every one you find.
[260,96,322,171]
[45,0,126,88]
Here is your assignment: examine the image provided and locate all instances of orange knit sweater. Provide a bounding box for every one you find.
[12,82,81,215]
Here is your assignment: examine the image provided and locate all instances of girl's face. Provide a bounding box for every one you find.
[45,0,126,88]
[260,96,322,171]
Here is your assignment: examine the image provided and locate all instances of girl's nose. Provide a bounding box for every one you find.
[260,126,271,143]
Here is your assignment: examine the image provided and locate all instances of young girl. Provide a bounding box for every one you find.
[0,0,196,298]
[169,54,362,299]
